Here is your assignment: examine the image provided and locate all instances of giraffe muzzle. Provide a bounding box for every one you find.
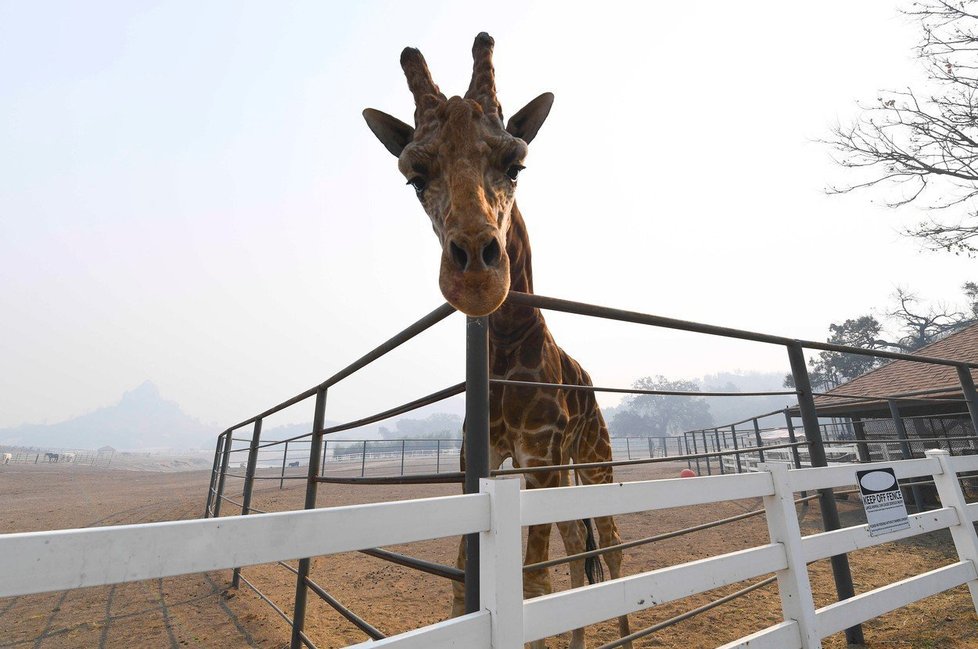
[439,233,510,316]
[447,236,502,272]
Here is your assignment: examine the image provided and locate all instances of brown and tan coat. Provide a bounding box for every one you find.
[363,33,631,649]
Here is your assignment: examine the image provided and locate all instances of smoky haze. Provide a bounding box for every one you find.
[2,2,975,437]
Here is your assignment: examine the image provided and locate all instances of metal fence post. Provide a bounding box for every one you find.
[958,366,978,438]
[702,431,712,475]
[204,433,225,518]
[625,437,632,460]
[730,425,742,473]
[714,429,725,474]
[850,416,872,463]
[280,440,289,489]
[787,341,863,645]
[888,400,925,512]
[938,418,954,454]
[691,432,700,474]
[322,440,328,475]
[465,315,491,614]
[233,419,263,588]
[783,411,804,469]
[360,440,368,477]
[212,431,233,518]
[400,439,406,475]
[436,439,441,473]
[752,418,765,464]
[648,437,654,458]
[291,387,328,649]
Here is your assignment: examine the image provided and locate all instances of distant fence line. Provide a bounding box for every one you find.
[0,445,114,467]
[239,436,692,484]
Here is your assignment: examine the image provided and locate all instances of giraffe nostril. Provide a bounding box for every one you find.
[450,241,468,271]
[481,238,501,268]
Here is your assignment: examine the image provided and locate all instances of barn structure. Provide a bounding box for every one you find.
[807,321,978,463]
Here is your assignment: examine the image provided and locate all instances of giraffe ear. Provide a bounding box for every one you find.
[506,92,554,144]
[362,108,415,157]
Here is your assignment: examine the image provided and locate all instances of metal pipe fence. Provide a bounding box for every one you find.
[205,290,978,649]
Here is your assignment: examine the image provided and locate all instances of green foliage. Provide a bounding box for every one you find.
[784,316,888,391]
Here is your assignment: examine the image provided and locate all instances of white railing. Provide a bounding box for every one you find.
[2,449,978,649]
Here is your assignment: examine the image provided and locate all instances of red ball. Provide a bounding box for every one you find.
[680,469,696,478]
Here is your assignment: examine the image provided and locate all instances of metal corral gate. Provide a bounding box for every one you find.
[198,290,978,647]
[3,452,978,648]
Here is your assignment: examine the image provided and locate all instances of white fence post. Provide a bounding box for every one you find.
[926,449,978,611]
[480,478,523,649]
[760,462,821,649]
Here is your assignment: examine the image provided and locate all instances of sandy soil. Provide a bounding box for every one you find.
[0,460,976,648]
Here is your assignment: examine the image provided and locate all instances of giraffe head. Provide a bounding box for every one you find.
[363,33,553,317]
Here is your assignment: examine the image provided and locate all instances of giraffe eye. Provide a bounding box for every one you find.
[505,165,525,182]
[407,177,427,194]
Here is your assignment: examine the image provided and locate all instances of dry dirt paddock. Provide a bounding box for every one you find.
[0,460,976,649]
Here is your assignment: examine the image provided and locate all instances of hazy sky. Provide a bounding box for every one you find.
[2,2,975,432]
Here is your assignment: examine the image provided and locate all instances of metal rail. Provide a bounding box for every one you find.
[491,378,798,398]
[596,575,779,649]
[492,443,803,477]
[359,548,464,582]
[208,289,978,648]
[320,383,464,437]
[525,489,854,573]
[229,302,456,431]
[304,576,385,641]
[505,291,978,369]
[316,472,465,485]
[239,572,293,625]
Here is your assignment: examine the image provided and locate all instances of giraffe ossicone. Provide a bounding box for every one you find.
[363,33,632,649]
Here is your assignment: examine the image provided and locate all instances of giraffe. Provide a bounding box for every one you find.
[363,33,631,649]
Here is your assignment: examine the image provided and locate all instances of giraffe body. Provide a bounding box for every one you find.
[363,33,631,649]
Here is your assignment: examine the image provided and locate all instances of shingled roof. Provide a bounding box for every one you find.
[811,321,978,417]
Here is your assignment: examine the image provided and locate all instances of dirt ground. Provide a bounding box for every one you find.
[1,460,976,649]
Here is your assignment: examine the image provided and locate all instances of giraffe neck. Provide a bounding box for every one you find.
[488,203,546,348]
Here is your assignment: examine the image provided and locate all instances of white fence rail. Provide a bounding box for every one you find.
[2,449,978,648]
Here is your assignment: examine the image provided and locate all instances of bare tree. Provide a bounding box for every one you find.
[785,281,977,388]
[881,286,970,349]
[826,1,978,255]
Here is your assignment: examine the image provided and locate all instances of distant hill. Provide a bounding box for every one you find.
[0,381,216,450]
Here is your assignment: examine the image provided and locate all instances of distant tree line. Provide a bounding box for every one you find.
[607,376,713,438]
[378,413,462,439]
[329,413,463,458]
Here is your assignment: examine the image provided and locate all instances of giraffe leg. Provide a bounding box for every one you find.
[523,467,589,649]
[554,469,590,649]
[451,536,466,617]
[579,466,633,648]
[523,522,554,649]
[593,515,632,647]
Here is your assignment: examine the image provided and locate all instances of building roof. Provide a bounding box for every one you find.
[811,321,978,417]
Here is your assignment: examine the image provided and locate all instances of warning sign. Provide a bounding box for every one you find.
[857,468,911,537]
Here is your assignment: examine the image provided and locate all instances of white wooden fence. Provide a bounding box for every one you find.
[2,449,978,649]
